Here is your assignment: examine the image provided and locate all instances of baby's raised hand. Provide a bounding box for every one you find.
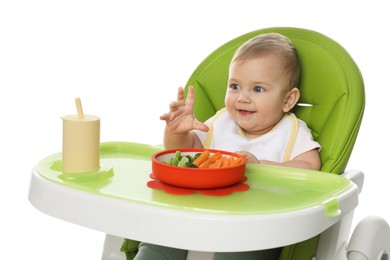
[160,86,209,135]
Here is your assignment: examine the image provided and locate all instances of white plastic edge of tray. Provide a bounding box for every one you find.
[28,166,359,252]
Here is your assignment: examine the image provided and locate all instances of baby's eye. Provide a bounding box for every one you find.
[230,84,240,91]
[253,86,264,93]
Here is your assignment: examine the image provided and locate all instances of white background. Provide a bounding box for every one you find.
[1,1,389,259]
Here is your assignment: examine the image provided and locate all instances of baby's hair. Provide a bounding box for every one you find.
[232,33,300,88]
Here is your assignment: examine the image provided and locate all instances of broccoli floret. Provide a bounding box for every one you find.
[167,151,182,166]
[177,156,189,167]
[165,151,200,168]
[192,153,201,161]
[184,153,200,167]
[185,162,198,168]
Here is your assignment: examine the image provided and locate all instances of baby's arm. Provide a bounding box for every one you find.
[160,86,208,150]
[236,149,321,170]
[260,149,321,170]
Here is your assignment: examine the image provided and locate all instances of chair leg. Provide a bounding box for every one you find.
[316,211,354,260]
[101,234,126,260]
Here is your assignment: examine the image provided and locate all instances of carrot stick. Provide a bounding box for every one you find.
[228,156,236,166]
[221,156,228,167]
[199,152,222,168]
[209,158,223,168]
[199,161,211,168]
[193,150,210,167]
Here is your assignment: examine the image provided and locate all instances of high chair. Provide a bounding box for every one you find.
[29,27,390,260]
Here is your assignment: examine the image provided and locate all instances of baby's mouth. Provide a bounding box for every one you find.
[237,109,255,116]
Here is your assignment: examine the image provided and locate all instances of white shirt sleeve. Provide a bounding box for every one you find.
[291,119,321,159]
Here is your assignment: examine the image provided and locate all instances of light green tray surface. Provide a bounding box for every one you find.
[38,142,351,215]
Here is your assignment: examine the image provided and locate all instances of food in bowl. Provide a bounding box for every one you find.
[165,150,245,169]
[152,149,246,189]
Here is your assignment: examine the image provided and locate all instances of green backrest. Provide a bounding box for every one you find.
[185,27,365,175]
[184,27,365,259]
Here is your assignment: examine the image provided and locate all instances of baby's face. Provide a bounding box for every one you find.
[225,54,292,138]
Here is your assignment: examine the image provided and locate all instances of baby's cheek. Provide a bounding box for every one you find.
[225,102,237,120]
[225,95,234,107]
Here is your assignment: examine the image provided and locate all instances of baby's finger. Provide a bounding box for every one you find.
[160,113,169,121]
[185,85,195,107]
[193,120,209,132]
[176,87,185,105]
[169,101,178,111]
[235,151,248,157]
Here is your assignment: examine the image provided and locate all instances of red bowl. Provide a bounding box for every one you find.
[151,148,246,189]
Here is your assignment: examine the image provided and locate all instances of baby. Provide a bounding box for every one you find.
[135,32,321,260]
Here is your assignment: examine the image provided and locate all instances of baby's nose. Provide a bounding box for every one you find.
[237,92,251,103]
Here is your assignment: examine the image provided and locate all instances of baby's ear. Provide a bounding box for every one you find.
[283,87,300,112]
